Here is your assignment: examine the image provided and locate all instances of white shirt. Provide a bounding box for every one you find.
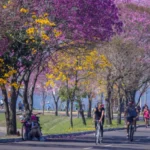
[0,100,3,104]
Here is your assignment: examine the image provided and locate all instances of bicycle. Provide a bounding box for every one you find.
[128,120,135,142]
[95,120,103,144]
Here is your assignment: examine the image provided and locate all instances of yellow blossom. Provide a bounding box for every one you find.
[0,78,7,84]
[3,5,7,9]
[20,8,29,13]
[35,18,56,27]
[7,70,17,76]
[53,29,62,38]
[44,13,48,17]
[26,27,36,35]
[31,48,37,55]
[11,82,19,89]
[41,34,50,41]
[41,41,45,45]
[29,36,34,40]
[8,1,11,4]
[0,59,2,62]
[49,22,56,27]
[32,15,36,19]
[4,73,9,78]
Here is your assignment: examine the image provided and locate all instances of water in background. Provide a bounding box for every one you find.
[0,89,150,111]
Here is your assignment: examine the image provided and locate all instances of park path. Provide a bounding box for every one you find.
[0,126,150,150]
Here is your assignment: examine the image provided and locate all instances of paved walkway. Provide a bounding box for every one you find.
[0,127,150,150]
[0,127,6,137]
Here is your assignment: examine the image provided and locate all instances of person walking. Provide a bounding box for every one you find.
[18,101,23,111]
[143,106,150,128]
[0,99,4,109]
[142,104,149,121]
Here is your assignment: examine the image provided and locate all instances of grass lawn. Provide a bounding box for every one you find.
[0,113,144,135]
[40,115,126,135]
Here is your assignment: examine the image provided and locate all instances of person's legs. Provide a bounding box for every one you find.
[134,118,137,131]
[37,127,42,136]
[127,122,129,135]
[126,117,131,137]
[144,118,147,127]
[95,121,97,129]
[29,128,39,139]
[143,114,145,121]
[146,118,148,127]
[100,121,104,137]
[19,107,21,111]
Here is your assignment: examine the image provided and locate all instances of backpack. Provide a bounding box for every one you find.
[127,107,137,117]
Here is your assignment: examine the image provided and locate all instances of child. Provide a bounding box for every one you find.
[143,106,150,128]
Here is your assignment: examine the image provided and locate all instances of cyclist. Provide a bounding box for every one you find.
[124,101,139,138]
[93,103,105,137]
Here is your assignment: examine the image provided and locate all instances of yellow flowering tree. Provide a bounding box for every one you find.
[0,0,66,135]
[0,58,17,86]
[0,0,121,135]
[46,48,110,127]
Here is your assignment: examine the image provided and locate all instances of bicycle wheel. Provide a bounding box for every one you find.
[22,125,27,141]
[95,126,100,145]
[131,126,134,141]
[99,124,103,143]
[129,125,134,142]
[95,130,97,144]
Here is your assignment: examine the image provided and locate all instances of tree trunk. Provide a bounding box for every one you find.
[70,100,73,128]
[105,86,112,125]
[130,90,136,102]
[105,69,113,125]
[1,85,11,135]
[111,103,113,120]
[52,92,59,116]
[106,100,112,125]
[2,80,18,135]
[28,68,39,115]
[2,75,19,135]
[9,88,17,134]
[4,85,18,135]
[87,94,92,118]
[66,100,70,116]
[117,84,123,125]
[117,98,122,125]
[43,103,45,115]
[55,101,58,116]
[23,79,30,116]
[79,100,86,125]
[29,94,33,115]
[125,90,136,103]
[23,72,31,116]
